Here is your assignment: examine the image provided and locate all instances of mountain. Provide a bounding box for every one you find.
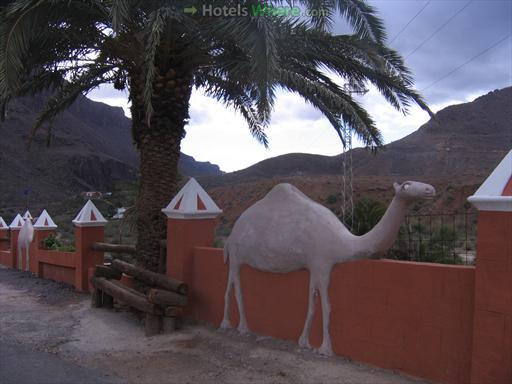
[201,87,512,188]
[0,93,222,211]
[199,87,512,228]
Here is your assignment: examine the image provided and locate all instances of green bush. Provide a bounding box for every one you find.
[41,234,60,250]
[41,234,75,252]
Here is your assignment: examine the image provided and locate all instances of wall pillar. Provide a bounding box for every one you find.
[32,209,59,275]
[162,178,222,288]
[468,150,512,384]
[9,230,20,269]
[0,217,9,253]
[166,218,218,285]
[9,214,25,269]
[72,200,107,292]
[30,229,55,275]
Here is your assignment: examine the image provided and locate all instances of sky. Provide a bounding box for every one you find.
[89,0,512,172]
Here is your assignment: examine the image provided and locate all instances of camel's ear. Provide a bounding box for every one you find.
[393,182,401,192]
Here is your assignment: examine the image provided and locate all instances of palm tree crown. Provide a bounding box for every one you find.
[0,0,431,270]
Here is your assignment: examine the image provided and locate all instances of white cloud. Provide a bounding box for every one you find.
[87,84,491,173]
[86,1,510,173]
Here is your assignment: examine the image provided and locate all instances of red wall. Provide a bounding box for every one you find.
[0,250,12,266]
[191,247,475,384]
[470,211,512,384]
[0,226,104,292]
[40,263,76,286]
[36,250,77,286]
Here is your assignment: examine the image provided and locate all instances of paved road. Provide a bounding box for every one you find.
[0,339,123,384]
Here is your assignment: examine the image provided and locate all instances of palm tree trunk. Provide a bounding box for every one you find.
[130,68,192,271]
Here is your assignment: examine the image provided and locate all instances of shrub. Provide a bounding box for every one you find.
[41,234,61,250]
[41,234,75,252]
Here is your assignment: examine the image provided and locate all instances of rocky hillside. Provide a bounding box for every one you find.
[0,93,222,212]
[202,87,512,188]
[200,87,511,229]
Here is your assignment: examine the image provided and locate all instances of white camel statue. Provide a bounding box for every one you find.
[221,180,435,355]
[18,217,34,272]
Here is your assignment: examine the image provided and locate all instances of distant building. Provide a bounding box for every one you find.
[112,207,126,220]
[81,191,103,199]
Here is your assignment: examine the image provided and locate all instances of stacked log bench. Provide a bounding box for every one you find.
[91,259,188,336]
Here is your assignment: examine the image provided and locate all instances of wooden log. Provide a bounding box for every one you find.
[111,259,187,295]
[164,306,182,318]
[145,313,162,337]
[103,293,114,309]
[90,277,162,315]
[91,242,136,254]
[94,265,122,280]
[91,287,103,308]
[108,279,146,299]
[147,288,188,307]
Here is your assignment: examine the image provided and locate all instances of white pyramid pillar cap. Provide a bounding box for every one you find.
[34,209,58,230]
[23,210,33,221]
[9,214,25,229]
[72,200,108,227]
[0,217,8,230]
[468,149,512,212]
[162,178,222,219]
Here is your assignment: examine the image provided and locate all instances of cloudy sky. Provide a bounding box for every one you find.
[89,0,512,172]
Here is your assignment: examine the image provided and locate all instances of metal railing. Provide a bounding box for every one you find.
[388,211,478,265]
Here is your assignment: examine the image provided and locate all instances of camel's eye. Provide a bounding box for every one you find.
[402,183,410,190]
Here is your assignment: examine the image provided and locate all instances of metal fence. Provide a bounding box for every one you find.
[388,211,478,265]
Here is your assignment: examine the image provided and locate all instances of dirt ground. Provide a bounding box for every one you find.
[0,267,431,384]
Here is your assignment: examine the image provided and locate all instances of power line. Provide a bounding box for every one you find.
[406,0,474,58]
[389,0,432,44]
[422,33,511,91]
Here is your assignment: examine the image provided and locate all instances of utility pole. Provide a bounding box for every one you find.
[340,82,368,229]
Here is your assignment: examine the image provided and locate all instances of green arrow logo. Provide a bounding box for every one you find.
[184,5,197,15]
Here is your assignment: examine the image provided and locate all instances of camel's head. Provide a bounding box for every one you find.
[393,181,436,202]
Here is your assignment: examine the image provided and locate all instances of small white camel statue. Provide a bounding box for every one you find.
[221,181,435,355]
[18,217,34,272]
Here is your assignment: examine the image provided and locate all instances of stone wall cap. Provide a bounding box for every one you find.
[9,214,25,229]
[73,200,108,227]
[162,178,222,219]
[34,209,58,229]
[23,210,33,221]
[0,217,8,230]
[468,149,512,211]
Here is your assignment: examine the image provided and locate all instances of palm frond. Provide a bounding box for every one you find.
[195,70,269,147]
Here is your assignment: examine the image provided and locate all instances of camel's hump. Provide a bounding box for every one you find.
[265,183,312,203]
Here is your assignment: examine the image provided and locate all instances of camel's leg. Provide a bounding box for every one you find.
[26,247,30,272]
[317,281,333,356]
[17,245,22,270]
[232,264,249,334]
[298,276,317,349]
[220,266,235,330]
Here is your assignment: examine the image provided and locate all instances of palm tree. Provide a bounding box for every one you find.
[351,198,386,235]
[0,1,431,271]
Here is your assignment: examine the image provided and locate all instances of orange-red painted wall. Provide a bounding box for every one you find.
[470,211,512,384]
[191,247,475,384]
[39,262,76,286]
[0,250,12,266]
[0,226,104,292]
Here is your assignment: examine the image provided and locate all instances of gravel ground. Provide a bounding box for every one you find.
[0,266,432,384]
